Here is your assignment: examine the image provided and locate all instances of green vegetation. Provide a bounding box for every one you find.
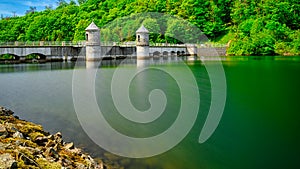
[0,0,299,55]
[0,54,14,60]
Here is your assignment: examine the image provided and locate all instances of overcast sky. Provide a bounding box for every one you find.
[0,0,69,17]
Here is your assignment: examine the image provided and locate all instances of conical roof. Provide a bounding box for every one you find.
[136,25,149,33]
[85,22,100,31]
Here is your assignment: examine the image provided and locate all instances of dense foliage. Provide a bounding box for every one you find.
[0,0,299,55]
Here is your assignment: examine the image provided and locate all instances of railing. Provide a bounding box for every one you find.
[0,41,134,47]
[149,43,227,48]
[0,41,86,47]
[100,41,136,47]
[0,41,227,48]
[150,43,187,47]
[197,43,228,48]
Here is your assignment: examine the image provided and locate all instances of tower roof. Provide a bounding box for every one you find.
[136,25,149,33]
[85,22,100,31]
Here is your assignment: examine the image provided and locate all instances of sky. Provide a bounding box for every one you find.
[0,0,67,17]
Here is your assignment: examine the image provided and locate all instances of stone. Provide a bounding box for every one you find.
[0,124,8,138]
[10,161,18,169]
[45,147,59,159]
[0,107,14,116]
[13,131,24,139]
[45,140,56,148]
[76,163,86,169]
[70,148,82,155]
[0,153,16,169]
[34,136,48,146]
[47,134,54,140]
[0,142,7,151]
[4,123,18,133]
[61,158,72,167]
[64,142,74,150]
[53,143,60,152]
[54,132,62,138]
[54,132,63,144]
[0,107,107,169]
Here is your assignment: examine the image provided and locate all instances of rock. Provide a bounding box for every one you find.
[53,143,60,152]
[64,142,74,150]
[36,158,62,168]
[45,147,60,159]
[0,106,14,116]
[45,140,56,148]
[1,107,108,169]
[5,123,18,133]
[61,158,72,167]
[47,134,54,140]
[0,153,16,169]
[13,131,24,139]
[0,142,7,151]
[70,147,82,155]
[54,132,63,144]
[54,132,62,138]
[76,163,86,169]
[34,136,48,146]
[15,140,22,146]
[10,161,18,169]
[0,124,8,138]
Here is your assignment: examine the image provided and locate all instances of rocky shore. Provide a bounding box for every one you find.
[0,106,105,169]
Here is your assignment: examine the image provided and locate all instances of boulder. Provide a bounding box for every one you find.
[0,106,14,116]
[64,142,74,150]
[45,147,60,159]
[0,153,16,168]
[13,131,24,139]
[4,123,18,133]
[54,132,63,144]
[34,136,48,146]
[0,124,8,138]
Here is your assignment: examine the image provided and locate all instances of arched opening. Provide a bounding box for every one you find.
[0,54,20,60]
[86,33,89,41]
[26,53,47,60]
[177,51,181,56]
[171,51,176,56]
[181,51,185,56]
[137,35,140,42]
[163,51,168,56]
[153,51,161,57]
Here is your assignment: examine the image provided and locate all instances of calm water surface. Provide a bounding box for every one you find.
[0,57,299,169]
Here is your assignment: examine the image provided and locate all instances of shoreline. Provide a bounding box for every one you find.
[0,106,109,169]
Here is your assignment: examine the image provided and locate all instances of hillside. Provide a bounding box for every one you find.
[0,0,299,56]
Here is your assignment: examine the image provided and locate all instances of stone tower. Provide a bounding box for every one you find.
[136,25,149,59]
[85,22,101,61]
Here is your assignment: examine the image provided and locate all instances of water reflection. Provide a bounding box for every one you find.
[0,55,195,73]
[1,56,300,169]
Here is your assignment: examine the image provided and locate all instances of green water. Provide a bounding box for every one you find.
[0,57,299,169]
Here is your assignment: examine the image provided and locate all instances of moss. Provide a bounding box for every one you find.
[28,132,45,141]
[17,160,39,169]
[23,140,38,148]
[36,158,62,169]
[16,122,44,135]
[19,148,35,160]
[59,149,87,165]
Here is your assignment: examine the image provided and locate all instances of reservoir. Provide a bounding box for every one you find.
[0,56,299,169]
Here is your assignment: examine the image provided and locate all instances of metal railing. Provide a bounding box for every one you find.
[149,43,227,48]
[197,43,228,48]
[0,41,227,48]
[150,43,187,47]
[0,41,86,47]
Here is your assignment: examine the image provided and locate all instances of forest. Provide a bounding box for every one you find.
[0,0,299,56]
